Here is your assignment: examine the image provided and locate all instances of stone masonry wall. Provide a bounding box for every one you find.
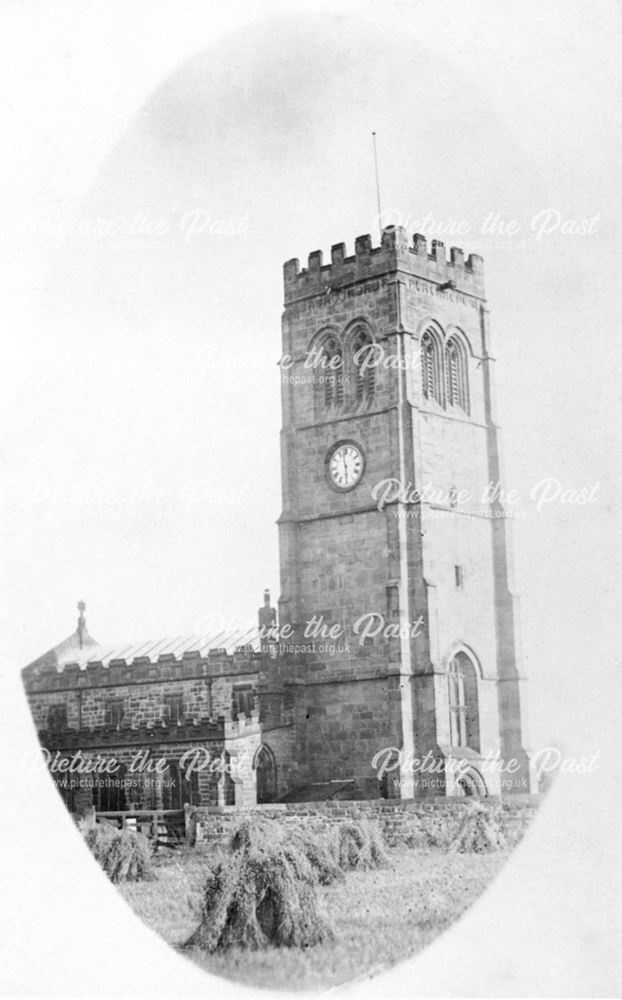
[192,795,540,848]
[24,650,262,734]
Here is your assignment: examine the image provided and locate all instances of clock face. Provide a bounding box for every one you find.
[327,442,364,491]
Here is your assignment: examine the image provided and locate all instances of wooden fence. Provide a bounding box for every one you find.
[95,808,186,847]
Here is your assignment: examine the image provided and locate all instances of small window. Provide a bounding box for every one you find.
[105,700,124,728]
[48,704,67,731]
[163,694,184,725]
[232,684,255,720]
[455,565,464,589]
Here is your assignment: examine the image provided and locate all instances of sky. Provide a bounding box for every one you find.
[2,1,621,755]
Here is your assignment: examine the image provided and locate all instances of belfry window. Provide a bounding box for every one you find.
[448,652,480,751]
[350,326,376,404]
[445,337,469,413]
[317,334,344,410]
[421,330,442,404]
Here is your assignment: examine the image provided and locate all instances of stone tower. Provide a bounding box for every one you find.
[277,225,531,798]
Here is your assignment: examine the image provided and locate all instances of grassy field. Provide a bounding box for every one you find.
[119,843,507,991]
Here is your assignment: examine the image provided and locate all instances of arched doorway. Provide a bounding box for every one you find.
[253,744,277,804]
[457,768,487,797]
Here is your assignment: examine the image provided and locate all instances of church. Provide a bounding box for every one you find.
[22,224,533,813]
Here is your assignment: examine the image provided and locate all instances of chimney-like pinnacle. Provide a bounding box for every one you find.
[77,600,87,648]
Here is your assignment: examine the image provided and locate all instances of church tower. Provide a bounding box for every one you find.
[277,225,531,798]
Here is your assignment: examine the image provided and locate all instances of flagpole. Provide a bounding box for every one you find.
[372,131,383,239]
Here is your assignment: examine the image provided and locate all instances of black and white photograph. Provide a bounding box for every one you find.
[1,1,620,997]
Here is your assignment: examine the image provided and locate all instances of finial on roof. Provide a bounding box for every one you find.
[77,600,87,648]
[258,588,276,636]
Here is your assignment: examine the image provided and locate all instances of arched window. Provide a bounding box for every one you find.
[161,759,199,810]
[448,652,480,751]
[93,763,127,812]
[221,752,236,806]
[314,333,344,412]
[350,326,376,405]
[421,329,442,404]
[445,336,469,413]
[254,744,277,804]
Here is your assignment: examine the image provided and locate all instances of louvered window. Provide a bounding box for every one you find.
[318,334,344,411]
[351,327,376,404]
[421,330,441,403]
[445,337,469,413]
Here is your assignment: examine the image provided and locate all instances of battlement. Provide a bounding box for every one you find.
[37,718,224,749]
[23,646,263,693]
[225,708,261,739]
[283,225,485,304]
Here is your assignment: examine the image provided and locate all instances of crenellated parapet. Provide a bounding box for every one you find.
[23,646,264,694]
[37,719,224,750]
[283,225,485,304]
[225,708,261,740]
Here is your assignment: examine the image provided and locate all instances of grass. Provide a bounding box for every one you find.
[119,844,507,990]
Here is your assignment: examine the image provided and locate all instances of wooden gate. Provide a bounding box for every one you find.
[95,808,186,848]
